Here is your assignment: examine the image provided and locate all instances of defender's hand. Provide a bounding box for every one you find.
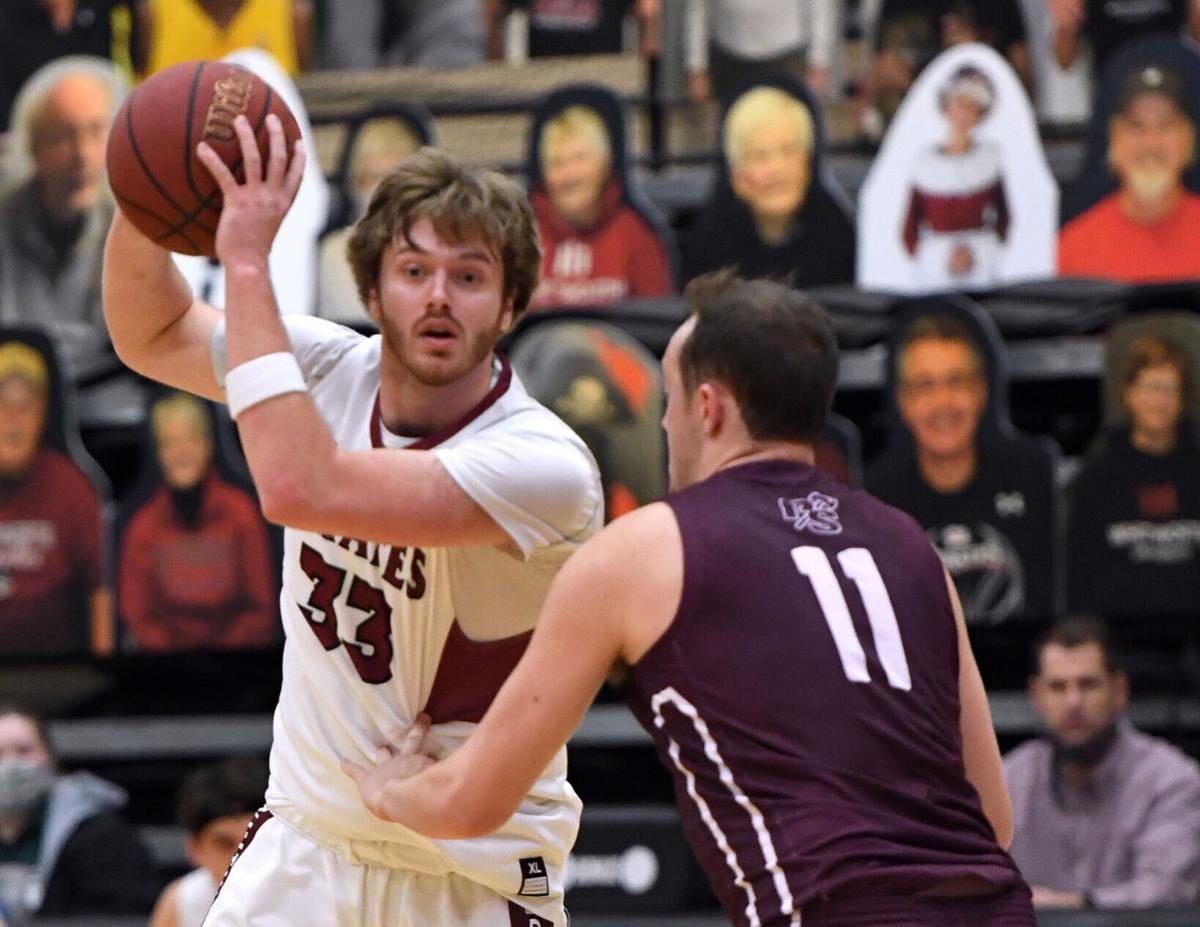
[341,714,437,822]
[196,112,305,271]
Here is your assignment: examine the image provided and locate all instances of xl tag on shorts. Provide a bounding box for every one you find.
[518,856,550,896]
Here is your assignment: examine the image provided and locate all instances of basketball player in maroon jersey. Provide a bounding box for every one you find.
[345,271,1035,926]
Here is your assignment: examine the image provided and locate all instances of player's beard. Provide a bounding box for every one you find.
[1048,719,1119,770]
[383,313,504,388]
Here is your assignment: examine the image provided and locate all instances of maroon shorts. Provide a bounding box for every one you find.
[799,886,1036,927]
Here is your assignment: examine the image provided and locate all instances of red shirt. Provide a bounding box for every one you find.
[0,448,103,656]
[530,179,673,311]
[118,473,277,651]
[1058,191,1200,282]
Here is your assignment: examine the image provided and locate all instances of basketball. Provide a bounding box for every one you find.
[106,60,302,257]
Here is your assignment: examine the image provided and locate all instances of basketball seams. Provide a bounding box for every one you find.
[183,61,205,206]
[122,96,206,232]
[112,189,204,254]
[149,67,279,245]
[108,61,300,257]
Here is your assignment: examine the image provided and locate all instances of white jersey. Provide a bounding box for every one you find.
[210,318,603,902]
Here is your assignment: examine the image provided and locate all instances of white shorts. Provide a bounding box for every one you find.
[204,810,564,927]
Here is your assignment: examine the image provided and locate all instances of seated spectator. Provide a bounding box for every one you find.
[0,0,141,131]
[1050,0,1200,74]
[858,0,1029,138]
[528,98,674,311]
[0,706,163,916]
[866,308,1057,625]
[1066,333,1200,619]
[0,56,124,376]
[118,392,276,652]
[141,0,314,75]
[0,339,109,657]
[682,80,856,287]
[317,109,429,323]
[684,0,835,104]
[485,0,658,61]
[150,755,268,927]
[1004,617,1200,908]
[1059,64,1200,281]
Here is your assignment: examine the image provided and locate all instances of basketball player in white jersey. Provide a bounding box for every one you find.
[103,115,603,925]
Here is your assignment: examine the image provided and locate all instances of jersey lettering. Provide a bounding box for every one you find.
[299,543,396,684]
[321,533,427,598]
[298,543,344,651]
[789,546,912,691]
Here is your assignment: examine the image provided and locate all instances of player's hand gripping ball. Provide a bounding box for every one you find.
[106,60,302,257]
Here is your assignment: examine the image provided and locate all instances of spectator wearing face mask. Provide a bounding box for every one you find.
[0,706,163,917]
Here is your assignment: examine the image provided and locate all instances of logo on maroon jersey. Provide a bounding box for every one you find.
[777,492,843,535]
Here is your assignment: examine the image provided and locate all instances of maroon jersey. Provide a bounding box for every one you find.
[625,459,1023,926]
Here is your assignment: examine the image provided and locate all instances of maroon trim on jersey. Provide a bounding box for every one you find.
[369,354,514,450]
[508,901,555,926]
[423,619,533,724]
[212,806,273,900]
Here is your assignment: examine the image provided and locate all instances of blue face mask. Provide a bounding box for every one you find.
[0,758,53,819]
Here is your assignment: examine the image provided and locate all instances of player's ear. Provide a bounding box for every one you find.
[366,287,383,322]
[697,382,723,437]
[498,295,516,334]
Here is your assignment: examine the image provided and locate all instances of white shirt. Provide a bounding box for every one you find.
[211,317,603,893]
[685,0,837,72]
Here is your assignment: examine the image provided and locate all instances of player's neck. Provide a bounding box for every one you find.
[917,448,977,494]
[377,352,497,438]
[708,440,815,480]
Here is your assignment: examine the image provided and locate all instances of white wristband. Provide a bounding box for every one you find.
[224,352,307,419]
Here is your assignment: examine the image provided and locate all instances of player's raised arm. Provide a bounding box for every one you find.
[343,503,682,837]
[103,62,299,402]
[950,567,1014,847]
[103,212,225,401]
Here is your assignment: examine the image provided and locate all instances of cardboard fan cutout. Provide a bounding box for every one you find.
[858,43,1056,294]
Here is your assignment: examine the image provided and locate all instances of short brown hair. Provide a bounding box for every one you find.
[1034,616,1117,675]
[679,270,837,444]
[346,148,542,319]
[896,314,985,384]
[1118,334,1192,396]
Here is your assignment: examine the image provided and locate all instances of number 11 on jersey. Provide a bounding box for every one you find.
[790,546,912,691]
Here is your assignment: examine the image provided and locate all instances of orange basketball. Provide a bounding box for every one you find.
[106,60,302,257]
